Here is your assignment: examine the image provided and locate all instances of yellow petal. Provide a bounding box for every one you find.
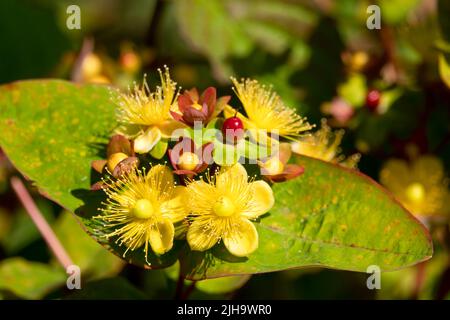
[148,218,175,255]
[187,219,220,252]
[158,119,186,138]
[223,218,259,257]
[187,180,217,215]
[216,163,248,190]
[160,186,189,222]
[134,127,161,153]
[242,180,274,219]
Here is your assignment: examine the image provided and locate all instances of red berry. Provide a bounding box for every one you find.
[222,116,244,143]
[366,89,381,112]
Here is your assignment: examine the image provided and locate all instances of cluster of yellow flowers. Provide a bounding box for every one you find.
[94,68,358,263]
[97,163,273,263]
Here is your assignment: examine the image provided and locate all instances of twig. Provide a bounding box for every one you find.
[181,281,197,300]
[11,177,73,269]
[411,261,427,300]
[174,271,185,300]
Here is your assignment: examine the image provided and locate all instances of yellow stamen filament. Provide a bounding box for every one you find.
[116,67,177,128]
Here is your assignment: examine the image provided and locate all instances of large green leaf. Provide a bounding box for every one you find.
[0,80,179,269]
[0,258,66,299]
[0,80,432,280]
[179,156,432,280]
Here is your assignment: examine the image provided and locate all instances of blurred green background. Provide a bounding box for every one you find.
[0,0,449,299]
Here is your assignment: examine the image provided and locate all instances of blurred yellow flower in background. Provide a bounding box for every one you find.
[80,52,111,84]
[291,119,360,168]
[380,155,449,218]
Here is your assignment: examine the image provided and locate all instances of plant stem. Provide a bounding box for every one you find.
[181,281,197,300]
[174,271,185,300]
[411,261,427,300]
[11,176,73,269]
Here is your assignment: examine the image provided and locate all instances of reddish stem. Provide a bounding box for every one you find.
[11,177,73,269]
[412,261,427,300]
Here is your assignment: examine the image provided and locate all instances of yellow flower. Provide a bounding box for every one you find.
[95,165,188,264]
[380,155,449,218]
[186,163,274,257]
[81,53,110,84]
[291,119,360,168]
[224,78,312,144]
[115,67,185,153]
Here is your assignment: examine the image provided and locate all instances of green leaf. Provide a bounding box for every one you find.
[379,0,421,25]
[173,0,253,80]
[337,73,367,107]
[196,275,251,294]
[378,251,447,299]
[0,80,178,269]
[179,156,432,280]
[378,88,403,114]
[236,140,269,160]
[64,277,148,300]
[0,258,66,299]
[212,140,241,165]
[171,0,317,80]
[150,139,169,160]
[184,126,217,147]
[2,199,55,255]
